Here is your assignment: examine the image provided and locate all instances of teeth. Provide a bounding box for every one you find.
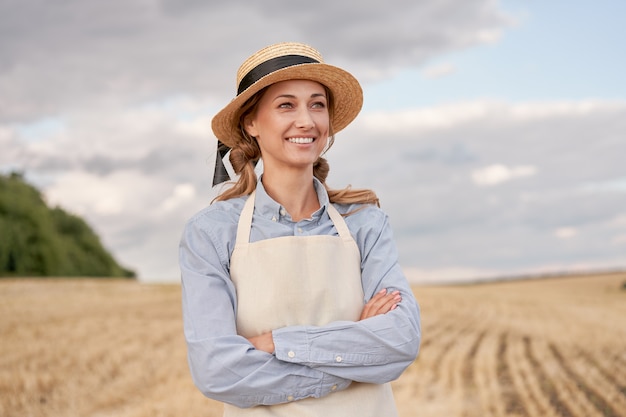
[288,137,314,144]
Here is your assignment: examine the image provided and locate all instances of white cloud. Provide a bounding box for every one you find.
[609,215,626,227]
[422,63,456,79]
[475,28,502,44]
[507,100,624,121]
[45,170,161,216]
[361,102,493,133]
[554,227,578,239]
[471,164,537,186]
[361,100,626,135]
[159,183,197,213]
[581,177,626,193]
[611,235,626,245]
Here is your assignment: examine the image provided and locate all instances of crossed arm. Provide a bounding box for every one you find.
[247,288,402,353]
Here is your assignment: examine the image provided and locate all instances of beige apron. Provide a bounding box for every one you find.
[225,191,398,417]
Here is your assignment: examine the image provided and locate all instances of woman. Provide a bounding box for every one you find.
[180,42,421,416]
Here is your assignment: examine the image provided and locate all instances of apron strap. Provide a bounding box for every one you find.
[326,203,354,243]
[235,190,256,248]
[234,190,355,245]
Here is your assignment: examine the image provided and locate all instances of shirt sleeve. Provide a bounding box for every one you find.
[271,207,421,383]
[180,216,351,408]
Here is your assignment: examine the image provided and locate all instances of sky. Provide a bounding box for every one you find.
[1,0,625,284]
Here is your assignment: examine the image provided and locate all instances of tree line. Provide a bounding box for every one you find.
[0,172,135,278]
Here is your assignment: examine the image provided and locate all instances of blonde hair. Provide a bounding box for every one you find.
[214,86,379,208]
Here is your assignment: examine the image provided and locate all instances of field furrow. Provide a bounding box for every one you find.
[460,330,486,417]
[474,332,504,417]
[522,337,576,417]
[536,341,603,417]
[507,334,557,417]
[438,329,483,416]
[548,344,624,417]
[576,348,626,400]
[496,332,528,417]
[418,320,459,350]
[428,323,473,386]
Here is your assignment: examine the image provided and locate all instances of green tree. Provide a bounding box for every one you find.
[0,172,135,278]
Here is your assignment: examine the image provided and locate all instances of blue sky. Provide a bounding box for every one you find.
[366,1,626,110]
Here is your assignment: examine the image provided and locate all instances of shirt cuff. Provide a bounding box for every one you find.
[272,324,391,367]
[319,370,351,396]
[273,326,311,363]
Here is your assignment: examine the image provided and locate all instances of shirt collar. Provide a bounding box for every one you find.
[254,175,329,222]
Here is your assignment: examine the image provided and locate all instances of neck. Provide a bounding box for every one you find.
[261,168,320,222]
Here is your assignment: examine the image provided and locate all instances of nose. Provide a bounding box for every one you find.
[295,107,314,130]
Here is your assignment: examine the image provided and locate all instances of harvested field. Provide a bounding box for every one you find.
[1,272,625,417]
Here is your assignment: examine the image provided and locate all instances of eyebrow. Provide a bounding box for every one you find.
[273,93,327,100]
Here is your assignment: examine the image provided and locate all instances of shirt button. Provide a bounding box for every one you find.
[287,395,294,401]
[331,385,338,391]
[297,227,303,233]
[271,216,277,222]
[288,351,295,358]
[335,356,342,363]
[280,208,286,216]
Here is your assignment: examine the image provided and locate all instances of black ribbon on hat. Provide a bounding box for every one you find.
[213,141,231,187]
[237,55,319,94]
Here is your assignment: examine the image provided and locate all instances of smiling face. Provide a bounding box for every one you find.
[243,79,330,176]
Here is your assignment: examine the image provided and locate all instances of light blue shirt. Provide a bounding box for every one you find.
[179,178,421,408]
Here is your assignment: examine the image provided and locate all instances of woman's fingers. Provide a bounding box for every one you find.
[359,289,402,320]
[359,289,384,320]
[247,332,275,354]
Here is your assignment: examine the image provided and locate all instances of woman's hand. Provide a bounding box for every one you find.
[247,332,275,354]
[359,288,401,321]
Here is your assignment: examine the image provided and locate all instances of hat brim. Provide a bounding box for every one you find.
[211,63,363,148]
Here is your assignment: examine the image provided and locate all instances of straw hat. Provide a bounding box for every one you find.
[211,42,363,148]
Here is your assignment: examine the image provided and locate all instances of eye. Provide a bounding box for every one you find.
[278,101,293,109]
[311,101,327,109]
